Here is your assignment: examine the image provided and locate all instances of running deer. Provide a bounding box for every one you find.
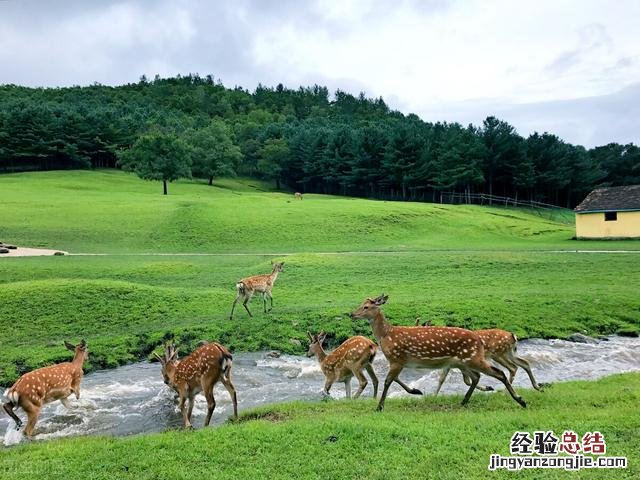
[306,332,378,399]
[295,192,303,200]
[230,261,284,319]
[155,341,238,428]
[3,340,88,438]
[433,328,546,394]
[351,295,526,411]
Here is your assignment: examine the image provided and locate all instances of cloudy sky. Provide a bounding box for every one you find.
[1,0,638,147]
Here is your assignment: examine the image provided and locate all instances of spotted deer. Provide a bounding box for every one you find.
[351,294,526,411]
[3,340,88,438]
[155,341,238,428]
[230,261,284,319]
[434,328,546,394]
[306,332,378,399]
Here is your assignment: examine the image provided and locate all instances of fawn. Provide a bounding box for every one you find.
[3,340,88,438]
[230,261,284,319]
[306,332,378,399]
[155,342,238,428]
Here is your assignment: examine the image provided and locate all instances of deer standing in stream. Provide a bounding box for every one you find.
[155,341,238,428]
[230,261,284,319]
[351,294,527,411]
[306,332,378,399]
[3,340,88,439]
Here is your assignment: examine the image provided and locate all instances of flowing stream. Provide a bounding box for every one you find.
[2,336,639,446]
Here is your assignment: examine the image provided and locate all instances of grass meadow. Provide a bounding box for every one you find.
[0,170,638,478]
[1,374,638,479]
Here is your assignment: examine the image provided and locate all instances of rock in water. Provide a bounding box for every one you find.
[567,333,599,344]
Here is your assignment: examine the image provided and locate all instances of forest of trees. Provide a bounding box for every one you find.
[1,74,638,205]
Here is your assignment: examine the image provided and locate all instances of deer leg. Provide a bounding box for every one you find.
[242,294,253,317]
[474,360,526,408]
[493,355,518,385]
[60,397,72,409]
[230,294,241,320]
[461,370,494,392]
[266,291,274,312]
[378,364,405,411]
[461,370,481,406]
[508,353,547,390]
[365,363,378,398]
[393,377,423,395]
[203,391,216,427]
[186,395,196,426]
[220,375,238,419]
[262,292,268,313]
[344,379,352,399]
[352,369,368,399]
[22,402,41,439]
[434,367,450,396]
[323,378,335,398]
[3,402,22,429]
[178,396,191,428]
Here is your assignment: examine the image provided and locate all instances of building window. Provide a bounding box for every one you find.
[604,211,617,221]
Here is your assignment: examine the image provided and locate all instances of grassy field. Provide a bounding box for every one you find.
[0,251,638,386]
[0,171,639,385]
[1,373,638,479]
[1,169,637,254]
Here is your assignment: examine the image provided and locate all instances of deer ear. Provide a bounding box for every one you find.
[376,294,388,305]
[79,339,87,349]
[64,341,76,351]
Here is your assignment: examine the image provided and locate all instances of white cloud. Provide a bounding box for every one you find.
[0,0,638,146]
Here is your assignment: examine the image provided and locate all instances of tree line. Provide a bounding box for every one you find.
[1,74,638,204]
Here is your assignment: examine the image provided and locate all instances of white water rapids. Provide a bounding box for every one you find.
[2,336,639,446]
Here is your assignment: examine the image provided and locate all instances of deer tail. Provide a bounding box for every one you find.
[4,389,19,406]
[213,343,233,376]
[511,332,518,353]
[236,282,246,296]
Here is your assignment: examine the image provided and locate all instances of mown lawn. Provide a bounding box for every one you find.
[1,373,638,479]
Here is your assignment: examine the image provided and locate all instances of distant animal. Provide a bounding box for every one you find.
[155,341,238,428]
[295,192,302,200]
[352,294,526,411]
[3,340,88,438]
[306,332,378,399]
[434,328,546,394]
[230,261,285,319]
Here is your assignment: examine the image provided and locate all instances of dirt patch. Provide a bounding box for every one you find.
[0,247,68,257]
[234,410,288,423]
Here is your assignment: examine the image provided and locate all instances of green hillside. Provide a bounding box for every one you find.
[0,169,605,254]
